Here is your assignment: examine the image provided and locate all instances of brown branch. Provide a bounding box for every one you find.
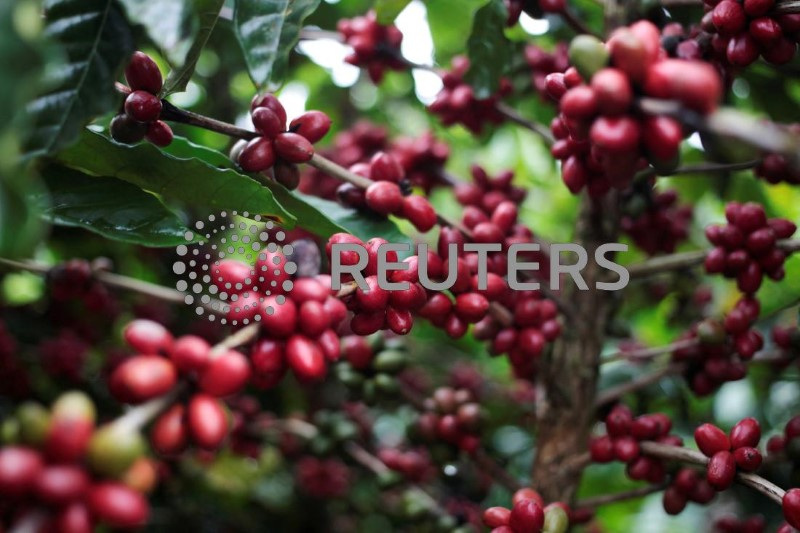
[602,338,699,364]
[595,364,685,407]
[495,103,555,146]
[575,482,668,509]
[471,449,523,492]
[667,160,761,175]
[639,441,785,505]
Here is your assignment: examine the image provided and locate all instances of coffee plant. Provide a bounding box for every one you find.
[2,0,800,531]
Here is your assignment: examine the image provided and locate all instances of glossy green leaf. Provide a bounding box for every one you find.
[0,175,46,258]
[35,165,194,246]
[55,130,295,224]
[117,0,193,64]
[464,0,511,98]
[161,0,226,95]
[374,0,412,23]
[426,0,489,63]
[234,0,322,88]
[23,0,134,159]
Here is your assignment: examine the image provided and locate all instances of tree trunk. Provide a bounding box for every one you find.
[532,195,619,503]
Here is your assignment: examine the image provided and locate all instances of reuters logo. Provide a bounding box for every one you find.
[173,211,296,325]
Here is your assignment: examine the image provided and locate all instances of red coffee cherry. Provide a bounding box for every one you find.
[212,259,254,294]
[783,488,800,529]
[402,195,437,232]
[365,181,404,215]
[707,450,736,490]
[238,137,276,172]
[454,293,490,323]
[695,423,731,457]
[509,499,544,532]
[286,335,326,381]
[356,275,390,312]
[560,86,598,119]
[124,319,174,355]
[45,393,95,464]
[730,417,761,449]
[110,114,147,144]
[125,51,163,94]
[712,0,748,35]
[187,394,229,450]
[289,277,329,303]
[589,435,615,463]
[590,68,632,116]
[151,403,188,455]
[0,446,43,498]
[606,404,633,437]
[88,482,149,528]
[274,132,315,163]
[256,249,290,293]
[252,107,284,138]
[298,300,330,337]
[35,465,90,506]
[642,116,683,162]
[733,446,762,471]
[614,436,641,462]
[170,335,211,374]
[727,33,760,66]
[260,296,298,338]
[51,502,93,533]
[251,93,287,128]
[110,355,178,403]
[124,90,162,123]
[483,506,511,527]
[290,111,332,143]
[386,307,414,335]
[589,116,641,153]
[197,349,251,397]
[145,120,173,147]
[663,485,688,515]
[512,488,545,507]
[643,60,722,114]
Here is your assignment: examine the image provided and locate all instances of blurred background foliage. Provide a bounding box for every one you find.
[1,0,800,531]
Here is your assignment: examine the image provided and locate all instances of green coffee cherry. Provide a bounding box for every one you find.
[374,373,399,394]
[568,35,609,80]
[87,422,147,477]
[1,418,19,444]
[16,402,50,445]
[52,391,96,424]
[544,505,569,533]
[373,350,407,373]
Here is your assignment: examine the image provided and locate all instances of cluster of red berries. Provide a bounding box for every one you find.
[38,329,89,382]
[713,514,765,533]
[47,259,119,320]
[548,23,722,195]
[377,447,434,483]
[455,165,527,212]
[390,131,450,192]
[662,468,717,514]
[338,151,438,232]
[337,11,406,83]
[295,456,351,498]
[702,0,800,66]
[704,202,796,292]
[589,405,680,483]
[0,392,150,531]
[234,94,331,187]
[111,51,173,147]
[755,124,800,184]
[764,414,800,458]
[772,324,800,366]
[429,56,511,134]
[482,488,570,533]
[416,387,482,453]
[504,0,566,26]
[336,337,408,402]
[695,419,762,491]
[621,189,693,255]
[523,43,569,98]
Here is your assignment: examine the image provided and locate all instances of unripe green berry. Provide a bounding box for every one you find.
[16,402,50,446]
[568,35,609,80]
[544,506,569,533]
[88,423,147,477]
[52,391,96,424]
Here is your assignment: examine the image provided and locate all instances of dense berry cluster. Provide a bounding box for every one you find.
[295,456,351,498]
[482,488,570,533]
[621,189,693,255]
[0,392,150,531]
[111,51,173,147]
[377,447,433,482]
[335,337,408,402]
[429,56,511,133]
[755,124,800,184]
[694,419,762,491]
[39,329,89,382]
[390,132,450,192]
[337,11,406,83]
[548,24,722,195]
[703,0,800,66]
[416,387,482,452]
[589,405,680,482]
[662,468,717,514]
[524,43,569,98]
[233,94,331,187]
[704,202,796,292]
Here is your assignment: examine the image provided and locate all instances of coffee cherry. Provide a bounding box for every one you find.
[251,93,287,128]
[727,33,760,66]
[198,349,251,397]
[124,90,162,123]
[707,450,736,490]
[606,404,633,437]
[290,111,332,143]
[543,504,569,533]
[124,319,174,355]
[730,417,761,448]
[88,482,149,528]
[170,335,211,374]
[366,181,404,215]
[509,499,544,532]
[151,404,187,455]
[274,132,314,163]
[614,436,640,462]
[110,114,147,144]
[483,506,511,527]
[125,51,163,94]
[239,137,276,172]
[512,488,545,507]
[455,293,490,323]
[590,68,632,116]
[45,392,96,463]
[712,1,748,35]
[356,275,390,312]
[286,335,326,381]
[0,446,43,498]
[274,161,301,189]
[695,423,731,457]
[590,116,641,153]
[187,394,229,450]
[568,35,609,80]
[663,485,688,515]
[34,465,89,506]
[783,488,800,528]
[733,446,762,471]
[402,195,437,232]
[260,296,297,338]
[87,422,146,477]
[145,120,173,147]
[16,402,51,446]
[110,355,178,403]
[560,86,598,119]
[644,60,722,114]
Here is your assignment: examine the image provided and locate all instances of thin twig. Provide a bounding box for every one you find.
[494,103,555,146]
[576,482,668,509]
[667,160,761,175]
[602,338,699,364]
[595,364,685,407]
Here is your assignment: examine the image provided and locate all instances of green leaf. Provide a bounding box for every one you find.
[426,0,489,63]
[22,0,134,159]
[117,0,193,64]
[758,255,800,318]
[55,130,295,224]
[266,185,411,248]
[161,0,226,96]
[36,165,194,246]
[234,0,322,88]
[374,0,412,24]
[464,0,511,98]
[0,174,46,258]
